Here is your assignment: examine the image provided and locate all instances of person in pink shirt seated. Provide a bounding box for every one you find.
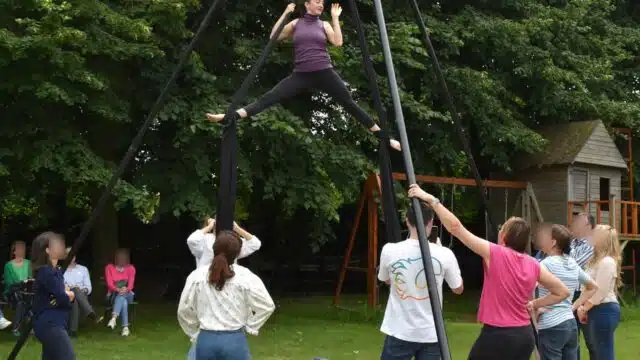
[104,248,136,337]
[409,184,569,360]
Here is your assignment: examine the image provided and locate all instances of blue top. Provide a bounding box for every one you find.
[33,266,71,335]
[292,13,332,72]
[536,255,591,330]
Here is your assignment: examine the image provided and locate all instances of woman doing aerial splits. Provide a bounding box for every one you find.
[206,1,402,151]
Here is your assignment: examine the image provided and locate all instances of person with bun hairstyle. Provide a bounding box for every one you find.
[31,231,76,359]
[178,231,275,360]
[408,184,570,360]
[531,223,598,360]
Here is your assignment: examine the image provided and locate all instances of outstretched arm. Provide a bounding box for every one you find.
[408,184,491,262]
[271,4,297,40]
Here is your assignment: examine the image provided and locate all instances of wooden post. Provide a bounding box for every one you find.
[527,183,544,223]
[334,184,368,305]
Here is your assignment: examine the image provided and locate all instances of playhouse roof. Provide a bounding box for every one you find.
[519,120,627,170]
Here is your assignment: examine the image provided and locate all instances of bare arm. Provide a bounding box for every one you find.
[408,184,491,261]
[271,5,296,40]
[573,279,598,310]
[531,266,570,309]
[323,21,343,47]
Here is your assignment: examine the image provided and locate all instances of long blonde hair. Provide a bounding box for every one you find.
[588,225,623,291]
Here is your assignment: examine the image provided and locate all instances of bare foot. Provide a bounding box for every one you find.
[390,139,402,151]
[205,113,225,122]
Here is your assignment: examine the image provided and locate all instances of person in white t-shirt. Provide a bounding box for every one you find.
[185,217,262,360]
[378,202,464,360]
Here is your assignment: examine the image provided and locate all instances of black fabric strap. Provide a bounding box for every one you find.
[215,14,292,234]
[347,0,403,245]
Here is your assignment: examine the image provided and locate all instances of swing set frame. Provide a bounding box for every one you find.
[333,172,543,308]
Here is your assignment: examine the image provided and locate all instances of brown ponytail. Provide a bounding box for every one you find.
[207,230,242,290]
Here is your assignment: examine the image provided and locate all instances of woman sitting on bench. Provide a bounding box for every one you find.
[3,240,32,335]
[104,248,136,337]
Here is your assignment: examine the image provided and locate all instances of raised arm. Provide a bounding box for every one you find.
[271,4,297,40]
[408,184,491,261]
[234,222,262,259]
[323,4,343,46]
[187,219,215,260]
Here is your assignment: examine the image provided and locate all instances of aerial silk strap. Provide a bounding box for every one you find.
[407,0,539,351]
[214,14,292,234]
[347,0,403,244]
[5,1,226,359]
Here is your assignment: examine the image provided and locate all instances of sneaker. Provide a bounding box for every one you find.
[0,317,12,330]
[107,317,116,329]
[121,326,130,337]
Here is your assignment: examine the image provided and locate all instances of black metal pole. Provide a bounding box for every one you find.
[214,12,292,233]
[6,0,224,358]
[371,1,452,359]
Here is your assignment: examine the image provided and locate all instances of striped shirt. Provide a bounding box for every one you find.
[537,255,592,330]
[570,237,593,270]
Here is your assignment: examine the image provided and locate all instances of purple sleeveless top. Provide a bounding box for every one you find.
[292,14,332,72]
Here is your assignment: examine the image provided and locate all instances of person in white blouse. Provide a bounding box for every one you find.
[574,224,622,360]
[178,230,275,360]
[185,217,262,360]
[187,217,262,268]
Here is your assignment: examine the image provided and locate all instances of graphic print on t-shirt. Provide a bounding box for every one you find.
[390,257,443,300]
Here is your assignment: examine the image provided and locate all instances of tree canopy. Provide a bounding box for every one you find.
[1,0,639,250]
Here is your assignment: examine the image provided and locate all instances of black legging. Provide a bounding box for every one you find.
[244,68,376,129]
[467,324,535,360]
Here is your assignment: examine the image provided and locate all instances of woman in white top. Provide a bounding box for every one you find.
[178,230,275,360]
[187,217,262,268]
[575,224,622,360]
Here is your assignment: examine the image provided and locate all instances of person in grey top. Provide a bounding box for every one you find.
[568,212,595,360]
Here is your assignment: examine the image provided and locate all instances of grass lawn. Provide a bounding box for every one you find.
[0,293,638,359]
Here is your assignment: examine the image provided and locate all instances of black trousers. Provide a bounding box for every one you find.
[38,326,75,360]
[468,324,535,360]
[244,68,376,129]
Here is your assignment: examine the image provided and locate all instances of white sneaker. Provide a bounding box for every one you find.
[0,317,12,330]
[121,326,130,337]
[107,317,116,329]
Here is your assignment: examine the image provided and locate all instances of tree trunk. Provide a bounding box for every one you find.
[90,199,118,301]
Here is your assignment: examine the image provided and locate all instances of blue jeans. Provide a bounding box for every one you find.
[381,336,440,360]
[195,329,250,360]
[538,319,578,360]
[586,303,620,360]
[187,344,196,360]
[111,292,134,327]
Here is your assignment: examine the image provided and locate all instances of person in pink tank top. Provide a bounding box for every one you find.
[409,184,570,360]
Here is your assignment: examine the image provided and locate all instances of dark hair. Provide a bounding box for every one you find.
[10,241,26,259]
[208,231,242,291]
[551,224,572,255]
[501,217,531,253]
[406,202,435,228]
[537,222,572,255]
[31,232,64,275]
